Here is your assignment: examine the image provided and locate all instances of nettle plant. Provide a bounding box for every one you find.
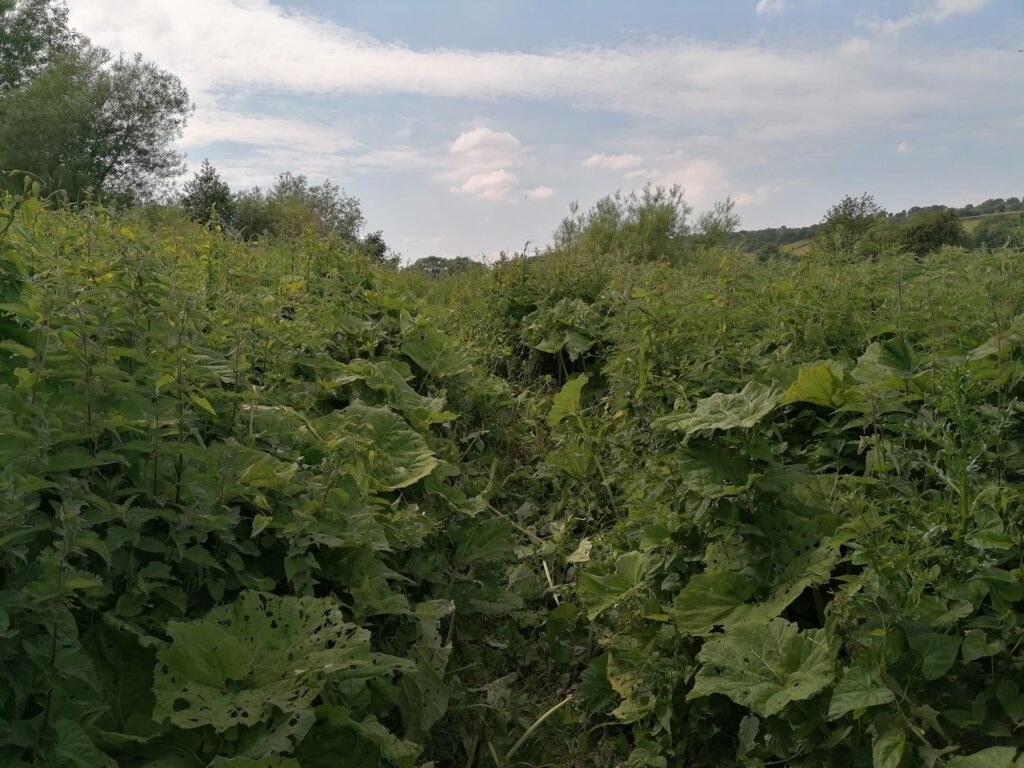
[0,200,556,767]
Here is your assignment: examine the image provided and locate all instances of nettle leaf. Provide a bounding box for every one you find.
[548,374,589,427]
[401,325,473,378]
[827,663,895,720]
[907,632,961,680]
[782,362,848,408]
[331,404,439,491]
[153,592,375,731]
[655,381,780,437]
[946,747,1019,768]
[578,551,652,621]
[689,618,836,717]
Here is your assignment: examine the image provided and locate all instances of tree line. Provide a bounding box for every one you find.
[0,0,394,260]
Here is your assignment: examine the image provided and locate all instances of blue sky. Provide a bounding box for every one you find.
[67,0,1023,262]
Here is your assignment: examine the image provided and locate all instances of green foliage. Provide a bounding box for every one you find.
[553,184,693,264]
[894,208,969,256]
[972,213,1024,250]
[230,173,364,243]
[814,192,888,261]
[0,46,191,200]
[4,191,1024,767]
[0,0,77,92]
[181,159,234,226]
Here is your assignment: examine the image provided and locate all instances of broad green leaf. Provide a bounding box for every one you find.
[782,362,848,407]
[947,747,1019,768]
[853,338,915,384]
[329,404,439,491]
[578,551,651,621]
[454,517,515,564]
[907,632,961,680]
[962,630,1004,663]
[871,718,905,768]
[655,381,780,437]
[154,592,375,731]
[190,393,217,416]
[689,618,836,717]
[548,374,588,427]
[827,663,895,720]
[674,543,838,635]
[576,655,618,714]
[401,325,473,378]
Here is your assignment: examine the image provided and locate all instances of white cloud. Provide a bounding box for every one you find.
[455,169,519,201]
[657,158,729,206]
[657,158,780,209]
[755,0,789,15]
[65,0,1015,142]
[182,110,359,155]
[624,168,658,180]
[526,186,555,199]
[861,0,990,34]
[445,126,528,201]
[897,141,913,154]
[838,37,873,57]
[583,153,642,170]
[450,127,523,170]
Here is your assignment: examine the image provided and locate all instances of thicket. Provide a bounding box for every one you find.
[2,181,1023,767]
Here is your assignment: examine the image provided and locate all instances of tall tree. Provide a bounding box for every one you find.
[0,46,192,200]
[0,0,78,92]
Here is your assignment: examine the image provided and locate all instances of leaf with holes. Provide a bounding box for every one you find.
[153,592,377,731]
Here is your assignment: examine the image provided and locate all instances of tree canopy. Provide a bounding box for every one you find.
[0,1,191,201]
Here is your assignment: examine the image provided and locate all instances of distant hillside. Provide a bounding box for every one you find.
[734,196,1023,257]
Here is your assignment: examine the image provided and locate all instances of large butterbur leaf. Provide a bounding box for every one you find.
[655,381,780,437]
[153,592,375,731]
[673,543,839,635]
[782,362,848,408]
[852,338,916,384]
[401,324,473,378]
[326,404,439,491]
[689,618,836,717]
[578,551,652,621]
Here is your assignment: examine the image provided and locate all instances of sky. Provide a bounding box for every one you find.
[65,0,1023,263]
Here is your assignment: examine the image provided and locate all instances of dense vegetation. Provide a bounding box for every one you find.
[2,176,1024,767]
[3,2,1024,766]
[736,195,1023,258]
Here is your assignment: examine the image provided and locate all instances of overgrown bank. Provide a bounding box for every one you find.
[1,197,1023,767]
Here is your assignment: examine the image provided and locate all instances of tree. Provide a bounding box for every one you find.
[972,214,1024,250]
[268,173,363,240]
[814,193,887,260]
[230,173,365,241]
[895,209,967,256]
[0,46,192,200]
[0,0,78,92]
[553,184,692,264]
[181,159,233,225]
[408,255,485,277]
[695,197,740,252]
